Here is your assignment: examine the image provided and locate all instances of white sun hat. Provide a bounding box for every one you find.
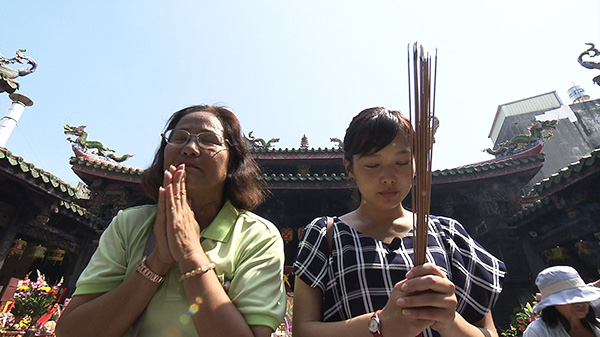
[533,265,600,314]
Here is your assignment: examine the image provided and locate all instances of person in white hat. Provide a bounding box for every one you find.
[524,266,600,337]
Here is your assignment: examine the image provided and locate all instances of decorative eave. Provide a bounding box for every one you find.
[432,154,545,185]
[510,148,600,224]
[509,198,552,224]
[70,156,144,184]
[20,222,83,254]
[0,147,78,200]
[59,200,101,228]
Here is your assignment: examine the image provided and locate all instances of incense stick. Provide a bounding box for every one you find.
[408,43,437,266]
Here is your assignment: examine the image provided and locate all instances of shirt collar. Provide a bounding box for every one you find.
[200,200,239,242]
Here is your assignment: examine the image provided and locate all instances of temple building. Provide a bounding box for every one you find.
[487,90,600,190]
[0,92,598,328]
[0,147,100,302]
[59,126,549,326]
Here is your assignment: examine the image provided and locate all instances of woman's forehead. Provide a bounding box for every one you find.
[365,136,411,155]
[175,111,224,132]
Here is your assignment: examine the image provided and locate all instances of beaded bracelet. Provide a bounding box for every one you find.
[180,262,216,281]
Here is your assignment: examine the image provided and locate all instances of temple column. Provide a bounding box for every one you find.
[0,93,34,148]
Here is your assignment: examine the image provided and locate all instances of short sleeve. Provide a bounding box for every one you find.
[226,216,287,330]
[73,210,130,295]
[436,216,506,323]
[73,206,155,295]
[292,217,330,293]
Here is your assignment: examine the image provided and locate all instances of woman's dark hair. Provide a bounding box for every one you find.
[141,105,267,210]
[541,305,599,332]
[343,107,413,171]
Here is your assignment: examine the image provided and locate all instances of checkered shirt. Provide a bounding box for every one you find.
[292,215,506,337]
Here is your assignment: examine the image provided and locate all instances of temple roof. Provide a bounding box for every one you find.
[1,147,78,199]
[69,155,144,184]
[59,200,101,226]
[0,147,98,225]
[250,147,343,160]
[432,154,545,185]
[532,147,600,194]
[511,147,600,223]
[69,146,545,190]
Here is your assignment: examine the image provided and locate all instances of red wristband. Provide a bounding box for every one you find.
[368,310,382,337]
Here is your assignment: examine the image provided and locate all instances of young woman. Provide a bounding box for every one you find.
[57,105,286,337]
[292,107,506,337]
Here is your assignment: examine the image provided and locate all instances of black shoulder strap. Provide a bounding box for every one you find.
[326,216,334,256]
[131,229,156,337]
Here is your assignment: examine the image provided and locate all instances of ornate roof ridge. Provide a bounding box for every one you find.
[433,154,545,177]
[70,156,145,175]
[251,147,343,153]
[0,147,78,198]
[71,150,546,182]
[263,172,351,182]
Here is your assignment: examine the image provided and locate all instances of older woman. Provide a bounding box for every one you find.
[524,266,600,337]
[56,105,286,337]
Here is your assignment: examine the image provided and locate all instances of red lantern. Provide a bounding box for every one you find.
[47,248,66,265]
[281,228,293,243]
[8,239,27,258]
[297,226,306,240]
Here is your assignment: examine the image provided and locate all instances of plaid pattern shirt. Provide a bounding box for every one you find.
[292,215,506,337]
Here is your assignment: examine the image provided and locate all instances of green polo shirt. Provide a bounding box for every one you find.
[74,201,287,337]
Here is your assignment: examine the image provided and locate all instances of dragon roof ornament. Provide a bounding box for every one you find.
[578,43,600,87]
[64,124,134,164]
[0,49,37,93]
[245,131,280,150]
[484,119,558,158]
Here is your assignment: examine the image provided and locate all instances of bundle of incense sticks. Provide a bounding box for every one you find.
[407,43,437,266]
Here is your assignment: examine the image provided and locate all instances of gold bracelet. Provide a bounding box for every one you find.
[180,262,216,281]
[135,256,165,284]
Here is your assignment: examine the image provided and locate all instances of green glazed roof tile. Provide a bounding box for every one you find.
[59,200,101,223]
[262,172,352,183]
[0,147,80,199]
[533,148,600,193]
[514,149,600,222]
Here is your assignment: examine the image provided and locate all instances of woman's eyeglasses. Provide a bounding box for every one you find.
[162,129,229,152]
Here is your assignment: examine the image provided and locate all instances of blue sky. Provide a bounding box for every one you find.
[1,1,599,185]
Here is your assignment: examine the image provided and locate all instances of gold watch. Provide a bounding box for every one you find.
[135,256,165,284]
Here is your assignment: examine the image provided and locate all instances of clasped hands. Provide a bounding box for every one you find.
[380,263,458,337]
[151,164,204,271]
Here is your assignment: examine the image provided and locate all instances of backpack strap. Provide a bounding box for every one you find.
[131,229,156,337]
[325,216,334,256]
